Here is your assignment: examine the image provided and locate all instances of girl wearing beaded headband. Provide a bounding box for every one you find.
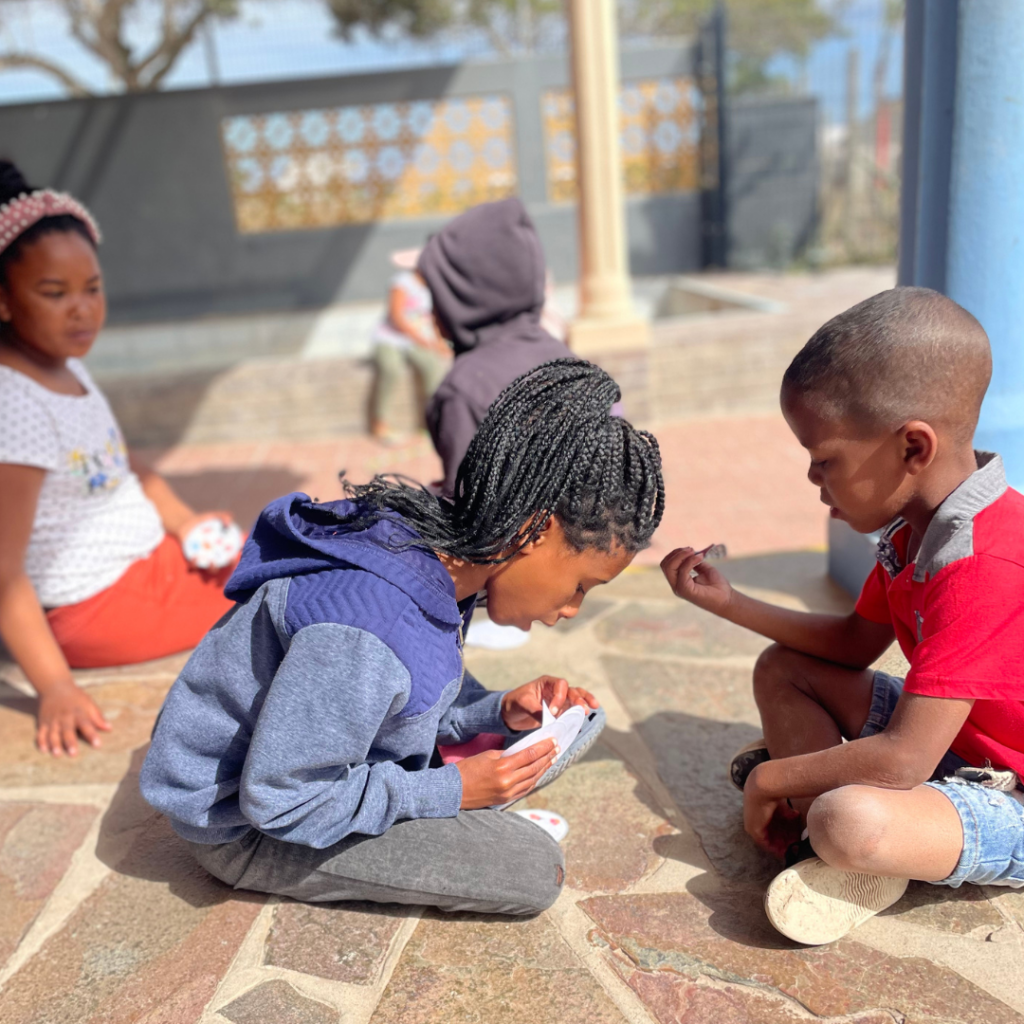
[0,160,243,758]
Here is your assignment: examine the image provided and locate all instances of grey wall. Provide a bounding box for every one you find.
[0,48,813,325]
[727,94,819,269]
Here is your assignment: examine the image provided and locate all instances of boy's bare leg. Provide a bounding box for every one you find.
[808,784,963,882]
[753,642,876,775]
[752,644,965,880]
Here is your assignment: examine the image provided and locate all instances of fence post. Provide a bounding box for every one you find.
[699,5,729,268]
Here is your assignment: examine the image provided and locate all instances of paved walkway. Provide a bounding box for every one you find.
[137,410,829,568]
[1,549,1022,1023]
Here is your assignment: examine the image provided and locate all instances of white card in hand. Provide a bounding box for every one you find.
[502,701,586,763]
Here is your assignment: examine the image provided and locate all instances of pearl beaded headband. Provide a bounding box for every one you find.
[0,189,101,256]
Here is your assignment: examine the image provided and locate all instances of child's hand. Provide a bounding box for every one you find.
[175,510,235,545]
[661,547,734,615]
[743,777,802,857]
[501,675,600,731]
[37,680,111,758]
[456,738,558,808]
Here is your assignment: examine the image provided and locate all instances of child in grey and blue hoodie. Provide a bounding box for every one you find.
[141,360,664,915]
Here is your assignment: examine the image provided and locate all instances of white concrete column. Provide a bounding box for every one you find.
[566,0,649,354]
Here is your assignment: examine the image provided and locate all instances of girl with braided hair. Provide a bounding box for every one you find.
[0,160,242,758]
[141,358,664,915]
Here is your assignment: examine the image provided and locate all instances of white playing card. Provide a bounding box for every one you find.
[502,701,586,763]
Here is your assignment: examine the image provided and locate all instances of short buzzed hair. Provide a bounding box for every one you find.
[782,287,992,443]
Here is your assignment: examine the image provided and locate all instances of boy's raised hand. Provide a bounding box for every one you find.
[456,738,558,809]
[661,547,734,615]
[501,675,599,732]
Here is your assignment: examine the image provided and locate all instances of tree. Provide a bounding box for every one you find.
[0,0,237,96]
[327,0,837,90]
[327,0,564,55]
[619,0,837,94]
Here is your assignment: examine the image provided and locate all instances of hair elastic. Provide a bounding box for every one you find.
[0,189,101,256]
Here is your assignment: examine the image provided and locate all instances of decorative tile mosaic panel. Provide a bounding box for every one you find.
[543,78,701,203]
[221,95,517,233]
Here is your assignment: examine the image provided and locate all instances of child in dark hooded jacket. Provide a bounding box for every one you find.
[140,359,664,916]
[420,197,572,496]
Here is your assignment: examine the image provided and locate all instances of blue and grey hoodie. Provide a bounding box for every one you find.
[139,493,514,847]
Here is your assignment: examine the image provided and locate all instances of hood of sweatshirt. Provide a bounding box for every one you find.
[417,197,551,356]
[225,493,463,627]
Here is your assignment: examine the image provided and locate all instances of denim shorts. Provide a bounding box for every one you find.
[862,671,1024,888]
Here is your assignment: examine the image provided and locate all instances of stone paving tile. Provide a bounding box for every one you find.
[518,741,672,893]
[599,567,678,602]
[0,678,173,787]
[0,802,98,970]
[551,597,616,633]
[581,890,1024,1024]
[463,646,604,695]
[880,881,1006,935]
[219,980,338,1024]
[717,551,854,615]
[0,812,263,1024]
[603,653,774,885]
[369,911,627,1024]
[0,650,188,693]
[625,969,900,1024]
[264,900,408,984]
[595,602,771,659]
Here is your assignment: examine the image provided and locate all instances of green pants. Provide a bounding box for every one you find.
[373,343,447,426]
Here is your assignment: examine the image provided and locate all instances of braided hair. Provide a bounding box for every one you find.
[0,160,95,285]
[339,358,665,563]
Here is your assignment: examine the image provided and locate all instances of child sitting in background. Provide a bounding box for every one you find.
[370,249,449,445]
[663,288,1024,944]
[141,360,664,915]
[0,160,241,758]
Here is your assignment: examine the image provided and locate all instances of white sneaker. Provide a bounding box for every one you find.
[764,857,909,945]
[465,619,531,650]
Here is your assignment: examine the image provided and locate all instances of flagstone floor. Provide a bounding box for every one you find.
[1,550,1022,1024]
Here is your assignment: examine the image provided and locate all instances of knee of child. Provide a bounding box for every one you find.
[808,786,891,872]
[752,644,798,702]
[512,834,565,915]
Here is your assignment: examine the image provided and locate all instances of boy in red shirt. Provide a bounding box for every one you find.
[663,287,1024,944]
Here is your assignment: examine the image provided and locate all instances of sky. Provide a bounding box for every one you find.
[0,0,902,124]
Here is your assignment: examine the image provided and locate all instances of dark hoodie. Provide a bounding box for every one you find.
[419,197,572,495]
[139,494,514,848]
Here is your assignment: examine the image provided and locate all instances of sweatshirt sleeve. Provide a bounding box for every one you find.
[426,386,479,497]
[239,622,463,847]
[436,669,514,744]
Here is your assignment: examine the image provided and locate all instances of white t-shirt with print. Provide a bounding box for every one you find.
[0,358,164,607]
[373,271,436,349]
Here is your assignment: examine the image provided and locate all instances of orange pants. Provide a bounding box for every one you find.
[47,534,236,669]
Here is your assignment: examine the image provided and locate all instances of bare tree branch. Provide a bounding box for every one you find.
[0,50,94,95]
[134,0,211,87]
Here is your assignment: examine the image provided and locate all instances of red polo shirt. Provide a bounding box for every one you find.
[855,454,1024,775]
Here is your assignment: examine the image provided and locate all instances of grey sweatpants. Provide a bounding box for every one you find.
[187,809,563,916]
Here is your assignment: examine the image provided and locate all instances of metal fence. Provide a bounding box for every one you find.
[719,0,904,268]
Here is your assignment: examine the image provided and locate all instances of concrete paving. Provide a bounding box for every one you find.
[1,553,1022,1024]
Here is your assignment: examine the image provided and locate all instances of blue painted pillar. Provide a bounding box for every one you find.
[833,0,1024,593]
[945,0,1024,488]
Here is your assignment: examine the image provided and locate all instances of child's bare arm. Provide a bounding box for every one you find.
[130,454,239,544]
[744,693,972,853]
[0,463,111,756]
[662,546,893,669]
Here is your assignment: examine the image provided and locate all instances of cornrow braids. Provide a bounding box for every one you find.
[336,359,664,563]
